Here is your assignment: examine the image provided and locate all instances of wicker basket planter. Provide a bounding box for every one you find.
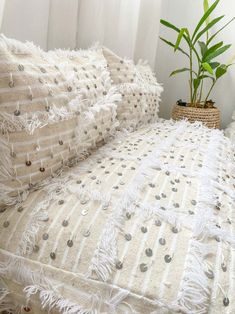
[172,104,220,129]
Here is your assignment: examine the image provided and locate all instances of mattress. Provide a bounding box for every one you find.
[0,119,235,314]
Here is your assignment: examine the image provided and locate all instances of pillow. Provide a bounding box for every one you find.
[225,111,235,144]
[102,47,163,130]
[0,35,120,207]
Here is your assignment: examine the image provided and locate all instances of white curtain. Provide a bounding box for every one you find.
[1,0,162,66]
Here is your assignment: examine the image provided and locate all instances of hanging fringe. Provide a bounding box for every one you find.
[87,120,188,281]
[0,252,132,314]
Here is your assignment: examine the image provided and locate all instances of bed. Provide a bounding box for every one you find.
[0,35,235,314]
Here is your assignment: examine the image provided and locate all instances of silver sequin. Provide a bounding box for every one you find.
[205,269,214,279]
[159,238,166,245]
[141,226,147,233]
[172,226,178,234]
[62,220,69,227]
[42,233,49,240]
[83,230,90,237]
[50,252,56,260]
[125,233,132,241]
[140,263,148,272]
[115,261,123,270]
[145,248,153,257]
[67,240,73,247]
[3,221,9,228]
[155,220,161,227]
[164,255,172,263]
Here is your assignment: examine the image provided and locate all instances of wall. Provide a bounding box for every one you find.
[156,0,235,128]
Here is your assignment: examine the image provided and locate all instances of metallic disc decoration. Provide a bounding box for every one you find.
[221,262,227,272]
[164,254,172,263]
[83,230,90,237]
[191,200,197,206]
[50,252,56,260]
[125,233,132,241]
[205,270,214,279]
[155,220,161,227]
[14,109,20,116]
[115,261,123,270]
[223,297,229,307]
[140,263,148,272]
[3,221,9,228]
[42,233,49,240]
[81,209,88,216]
[67,240,73,247]
[172,226,178,234]
[126,212,131,220]
[141,226,147,233]
[145,248,153,257]
[62,220,69,227]
[33,245,40,253]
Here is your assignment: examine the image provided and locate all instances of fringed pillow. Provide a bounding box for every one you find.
[102,47,163,131]
[0,35,120,207]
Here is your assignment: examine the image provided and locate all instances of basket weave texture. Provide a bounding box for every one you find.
[172,104,220,129]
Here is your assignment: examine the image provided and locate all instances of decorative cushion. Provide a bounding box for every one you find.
[225,111,235,144]
[102,47,163,130]
[0,35,120,207]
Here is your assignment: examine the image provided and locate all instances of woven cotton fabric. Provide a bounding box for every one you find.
[102,47,163,131]
[0,36,120,207]
[1,120,235,313]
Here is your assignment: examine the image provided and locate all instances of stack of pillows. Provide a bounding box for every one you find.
[0,34,163,207]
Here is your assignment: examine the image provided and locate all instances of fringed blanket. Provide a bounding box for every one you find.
[0,120,235,314]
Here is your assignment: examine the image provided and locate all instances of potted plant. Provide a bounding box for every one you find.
[160,0,235,128]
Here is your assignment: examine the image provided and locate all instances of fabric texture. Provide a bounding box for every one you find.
[0,35,120,207]
[225,111,235,144]
[102,47,163,131]
[0,120,235,313]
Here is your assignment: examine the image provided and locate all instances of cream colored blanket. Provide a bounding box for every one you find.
[0,120,235,314]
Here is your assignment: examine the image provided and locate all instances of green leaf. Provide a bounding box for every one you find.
[159,37,190,57]
[160,19,192,49]
[202,41,223,61]
[198,41,207,56]
[198,74,215,81]
[193,78,201,90]
[204,44,231,62]
[193,15,224,44]
[202,62,214,74]
[170,68,195,76]
[209,62,220,69]
[215,64,227,79]
[203,0,210,24]
[192,0,220,40]
[160,19,180,33]
[207,17,235,45]
[175,28,187,51]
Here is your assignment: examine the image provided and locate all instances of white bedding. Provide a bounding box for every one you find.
[0,119,235,314]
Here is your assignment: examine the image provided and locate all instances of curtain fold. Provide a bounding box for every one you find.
[0,0,162,67]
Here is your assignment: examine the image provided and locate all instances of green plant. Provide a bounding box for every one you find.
[160,0,235,107]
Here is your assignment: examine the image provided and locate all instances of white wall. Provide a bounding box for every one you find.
[156,0,235,128]
[1,0,50,50]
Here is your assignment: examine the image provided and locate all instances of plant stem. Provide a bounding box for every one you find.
[204,80,216,104]
[189,47,193,104]
[199,78,204,103]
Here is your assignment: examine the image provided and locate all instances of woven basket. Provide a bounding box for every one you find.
[172,104,220,129]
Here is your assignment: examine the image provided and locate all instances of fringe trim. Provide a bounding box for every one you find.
[87,120,188,281]
[0,34,43,55]
[175,128,225,314]
[0,87,121,207]
[0,252,130,314]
